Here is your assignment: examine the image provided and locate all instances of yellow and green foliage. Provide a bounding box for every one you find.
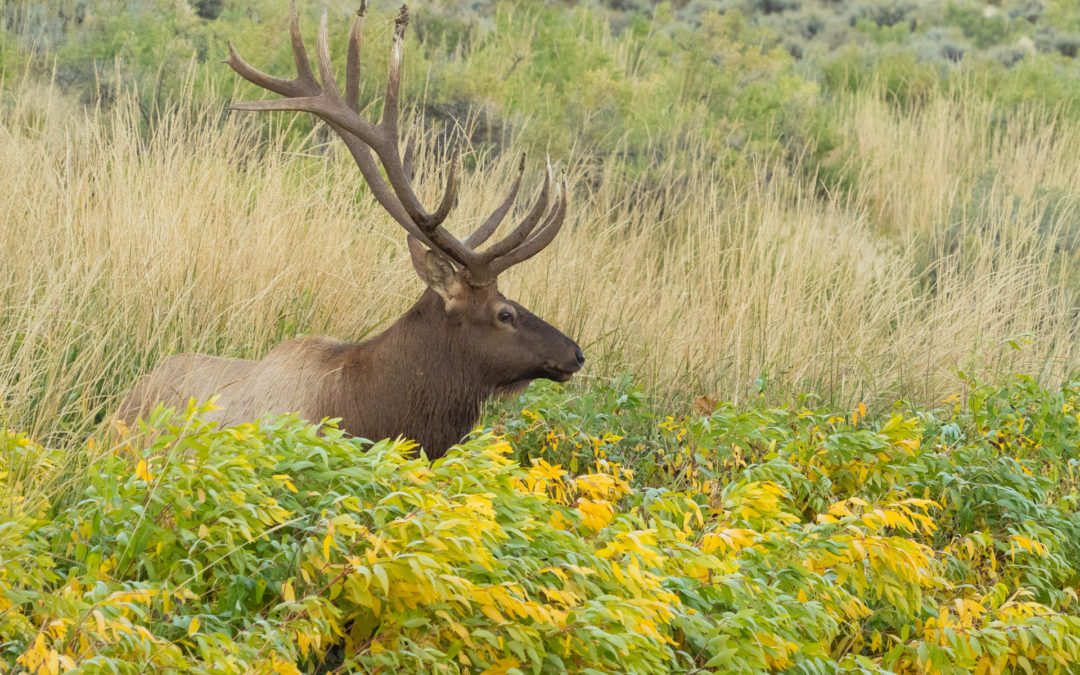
[4,376,1080,673]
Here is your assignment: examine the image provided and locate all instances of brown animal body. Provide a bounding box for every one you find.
[120,288,581,457]
[118,4,583,459]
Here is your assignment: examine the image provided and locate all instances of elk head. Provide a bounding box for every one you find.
[224,2,583,399]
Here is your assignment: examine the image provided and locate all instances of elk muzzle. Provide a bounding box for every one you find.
[543,344,585,382]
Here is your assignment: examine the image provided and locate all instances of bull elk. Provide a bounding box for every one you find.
[118,3,583,459]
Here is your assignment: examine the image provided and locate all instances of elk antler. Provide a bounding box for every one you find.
[225,2,567,286]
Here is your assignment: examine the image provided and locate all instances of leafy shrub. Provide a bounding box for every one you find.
[944,3,1017,50]
[6,376,1080,672]
[820,45,939,107]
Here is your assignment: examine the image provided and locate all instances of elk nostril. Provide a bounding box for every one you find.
[574,347,585,367]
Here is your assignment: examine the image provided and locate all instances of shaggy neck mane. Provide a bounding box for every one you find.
[333,289,492,459]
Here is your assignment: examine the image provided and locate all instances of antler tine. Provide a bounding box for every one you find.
[430,149,460,225]
[315,12,342,102]
[368,4,464,233]
[287,1,319,91]
[224,2,317,99]
[345,1,366,113]
[402,132,417,182]
[224,39,312,100]
[228,3,382,153]
[381,6,408,141]
[463,153,525,249]
[479,159,552,260]
[487,175,568,276]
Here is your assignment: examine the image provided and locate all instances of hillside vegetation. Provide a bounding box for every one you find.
[2,0,1080,672]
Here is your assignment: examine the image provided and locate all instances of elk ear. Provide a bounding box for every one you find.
[408,236,464,310]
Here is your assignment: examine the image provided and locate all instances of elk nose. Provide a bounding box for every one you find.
[574,347,585,368]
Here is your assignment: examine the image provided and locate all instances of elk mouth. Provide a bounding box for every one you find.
[537,360,580,384]
[494,365,578,397]
[546,367,576,383]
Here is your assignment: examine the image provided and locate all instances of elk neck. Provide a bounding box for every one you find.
[332,288,493,459]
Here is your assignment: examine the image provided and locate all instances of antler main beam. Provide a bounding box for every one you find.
[225,2,567,285]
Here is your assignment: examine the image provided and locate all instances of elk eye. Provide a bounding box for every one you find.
[497,309,514,324]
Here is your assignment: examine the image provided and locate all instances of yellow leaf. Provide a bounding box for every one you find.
[269,655,303,675]
[853,402,867,424]
[282,580,295,603]
[480,656,522,675]
[480,604,505,623]
[273,474,298,493]
[548,510,572,530]
[188,617,200,636]
[134,459,153,482]
[576,498,615,530]
[612,563,626,585]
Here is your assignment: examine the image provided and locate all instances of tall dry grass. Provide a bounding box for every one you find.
[1,71,1079,447]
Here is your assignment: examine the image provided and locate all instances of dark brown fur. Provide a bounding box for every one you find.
[119,284,583,459]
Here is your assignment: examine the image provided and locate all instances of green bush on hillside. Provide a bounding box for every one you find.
[6,0,1080,196]
[2,0,825,180]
